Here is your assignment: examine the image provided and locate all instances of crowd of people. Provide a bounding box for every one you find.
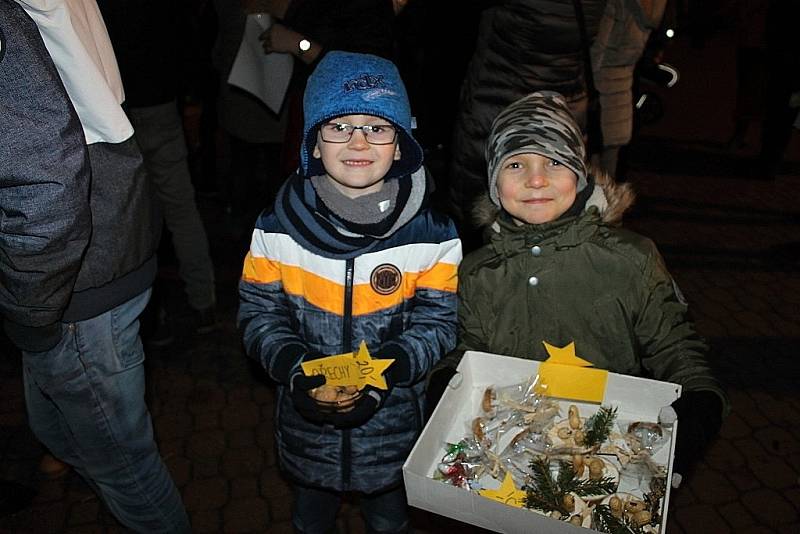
[4,0,797,532]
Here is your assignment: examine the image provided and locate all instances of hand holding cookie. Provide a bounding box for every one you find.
[309,384,361,413]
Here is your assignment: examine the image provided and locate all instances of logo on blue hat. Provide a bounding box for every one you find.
[301,51,423,180]
[343,74,385,92]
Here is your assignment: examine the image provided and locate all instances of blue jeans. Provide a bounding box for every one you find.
[22,289,190,533]
[292,484,409,534]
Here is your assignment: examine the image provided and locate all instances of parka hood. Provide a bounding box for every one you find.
[471,164,635,229]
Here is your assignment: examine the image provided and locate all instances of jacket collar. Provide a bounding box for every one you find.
[274,168,428,259]
[488,207,602,258]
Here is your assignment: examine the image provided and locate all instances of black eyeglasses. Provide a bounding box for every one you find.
[319,122,397,144]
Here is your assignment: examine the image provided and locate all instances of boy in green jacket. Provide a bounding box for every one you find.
[432,91,727,482]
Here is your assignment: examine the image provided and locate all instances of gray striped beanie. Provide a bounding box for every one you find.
[486,91,588,206]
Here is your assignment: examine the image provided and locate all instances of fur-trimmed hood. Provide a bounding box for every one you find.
[471,165,635,228]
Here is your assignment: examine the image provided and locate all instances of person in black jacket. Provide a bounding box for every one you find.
[0,2,189,531]
[447,0,607,251]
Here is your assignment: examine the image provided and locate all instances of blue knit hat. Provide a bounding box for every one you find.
[301,51,423,180]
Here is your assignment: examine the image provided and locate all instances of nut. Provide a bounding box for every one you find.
[557,427,573,440]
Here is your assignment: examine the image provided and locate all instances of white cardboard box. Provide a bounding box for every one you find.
[403,351,681,533]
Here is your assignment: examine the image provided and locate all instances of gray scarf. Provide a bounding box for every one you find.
[311,175,400,226]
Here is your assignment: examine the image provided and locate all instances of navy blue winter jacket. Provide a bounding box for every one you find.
[239,173,461,492]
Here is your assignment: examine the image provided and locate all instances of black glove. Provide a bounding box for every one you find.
[425,366,456,419]
[290,372,327,423]
[671,390,723,479]
[328,344,405,428]
[288,351,328,424]
[375,343,411,386]
[329,386,386,428]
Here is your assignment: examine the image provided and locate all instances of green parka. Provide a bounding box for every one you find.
[441,171,727,407]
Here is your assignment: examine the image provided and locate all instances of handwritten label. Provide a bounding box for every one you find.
[301,341,395,390]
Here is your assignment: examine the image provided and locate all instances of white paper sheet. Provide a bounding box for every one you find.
[227,13,293,114]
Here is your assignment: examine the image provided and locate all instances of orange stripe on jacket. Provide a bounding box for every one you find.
[242,253,281,284]
[351,262,457,315]
[416,261,458,293]
[243,255,345,314]
[243,254,457,316]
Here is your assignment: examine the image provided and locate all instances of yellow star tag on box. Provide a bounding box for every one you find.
[300,341,395,390]
[534,341,608,403]
[478,472,526,508]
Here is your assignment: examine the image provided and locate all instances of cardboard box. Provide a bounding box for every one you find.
[403,351,681,533]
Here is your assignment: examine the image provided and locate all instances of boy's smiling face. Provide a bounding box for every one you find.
[313,114,401,199]
[497,152,578,225]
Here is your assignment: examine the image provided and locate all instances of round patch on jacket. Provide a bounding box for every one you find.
[370,264,402,295]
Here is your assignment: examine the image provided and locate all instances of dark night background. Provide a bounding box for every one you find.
[2,0,799,532]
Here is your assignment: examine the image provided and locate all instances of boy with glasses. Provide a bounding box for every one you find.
[238,51,461,533]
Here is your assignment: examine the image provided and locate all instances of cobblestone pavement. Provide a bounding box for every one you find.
[2,33,799,534]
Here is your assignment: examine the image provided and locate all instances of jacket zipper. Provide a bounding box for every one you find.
[342,258,354,488]
[343,259,354,351]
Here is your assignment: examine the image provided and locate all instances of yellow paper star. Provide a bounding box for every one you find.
[300,341,395,390]
[478,472,526,508]
[542,341,593,367]
[352,341,395,389]
[536,341,608,402]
